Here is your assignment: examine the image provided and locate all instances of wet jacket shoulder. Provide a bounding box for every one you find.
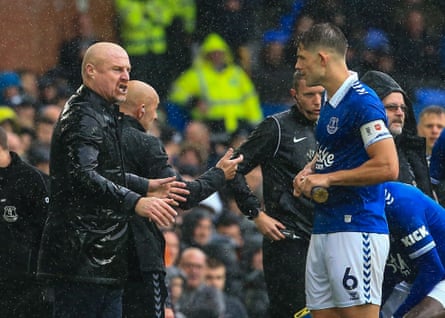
[229,106,317,240]
[38,86,145,285]
[0,152,49,280]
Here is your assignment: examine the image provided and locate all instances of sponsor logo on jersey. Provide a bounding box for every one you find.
[400,225,429,247]
[315,147,334,170]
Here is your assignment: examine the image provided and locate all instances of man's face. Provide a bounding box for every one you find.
[179,252,207,290]
[417,113,445,152]
[205,266,226,291]
[89,48,130,103]
[382,92,406,135]
[292,79,324,122]
[295,44,322,87]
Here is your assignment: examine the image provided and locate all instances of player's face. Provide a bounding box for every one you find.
[292,80,324,122]
[295,44,323,87]
[382,92,406,136]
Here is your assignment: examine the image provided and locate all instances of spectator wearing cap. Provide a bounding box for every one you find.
[0,71,23,107]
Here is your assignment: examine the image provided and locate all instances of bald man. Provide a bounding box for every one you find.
[119,80,242,318]
[37,43,184,318]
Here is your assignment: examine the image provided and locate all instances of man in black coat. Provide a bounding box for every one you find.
[361,70,433,197]
[118,80,243,318]
[228,71,324,318]
[0,126,50,317]
[37,42,185,318]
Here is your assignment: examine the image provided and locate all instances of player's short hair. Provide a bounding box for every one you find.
[298,23,348,56]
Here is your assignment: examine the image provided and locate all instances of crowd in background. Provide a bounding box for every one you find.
[2,0,445,317]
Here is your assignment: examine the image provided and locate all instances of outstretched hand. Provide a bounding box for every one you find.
[148,176,190,203]
[135,197,178,227]
[216,148,244,180]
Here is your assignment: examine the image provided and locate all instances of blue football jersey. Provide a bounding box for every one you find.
[384,181,445,317]
[313,73,392,234]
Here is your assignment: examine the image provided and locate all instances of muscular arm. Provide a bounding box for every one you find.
[296,138,398,196]
[325,138,399,187]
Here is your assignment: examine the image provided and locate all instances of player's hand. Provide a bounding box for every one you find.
[148,176,189,203]
[216,148,244,180]
[253,211,286,241]
[135,197,178,227]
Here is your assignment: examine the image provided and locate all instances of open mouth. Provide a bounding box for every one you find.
[118,84,128,94]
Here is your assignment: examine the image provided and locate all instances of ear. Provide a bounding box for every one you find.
[290,88,296,97]
[318,51,329,67]
[85,63,95,78]
[137,104,145,119]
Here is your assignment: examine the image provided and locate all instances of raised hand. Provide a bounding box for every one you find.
[216,148,244,180]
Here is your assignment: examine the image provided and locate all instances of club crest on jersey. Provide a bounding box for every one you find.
[327,117,339,134]
[3,205,18,223]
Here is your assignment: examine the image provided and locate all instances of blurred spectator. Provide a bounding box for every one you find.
[163,228,181,267]
[205,257,249,318]
[0,106,19,133]
[0,71,23,107]
[115,0,196,100]
[392,7,441,90]
[57,12,98,91]
[168,32,262,134]
[241,237,270,318]
[177,247,225,318]
[39,104,62,124]
[214,211,244,249]
[15,96,37,130]
[34,115,56,147]
[252,29,294,109]
[26,143,50,174]
[17,69,40,103]
[195,0,255,72]
[165,266,187,318]
[180,206,215,250]
[417,105,445,164]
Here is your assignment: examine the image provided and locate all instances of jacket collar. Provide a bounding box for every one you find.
[121,114,145,132]
[290,104,317,127]
[77,85,120,115]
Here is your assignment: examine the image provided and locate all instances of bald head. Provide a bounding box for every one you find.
[81,42,131,103]
[120,80,159,131]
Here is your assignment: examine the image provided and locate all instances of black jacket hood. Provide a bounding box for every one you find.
[361,70,417,135]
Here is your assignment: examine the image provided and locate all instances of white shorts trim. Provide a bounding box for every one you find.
[306,232,389,310]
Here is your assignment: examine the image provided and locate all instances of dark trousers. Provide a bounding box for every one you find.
[53,281,123,318]
[123,271,168,318]
[263,237,309,318]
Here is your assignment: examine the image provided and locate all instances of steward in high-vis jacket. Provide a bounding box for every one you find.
[169,33,263,133]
